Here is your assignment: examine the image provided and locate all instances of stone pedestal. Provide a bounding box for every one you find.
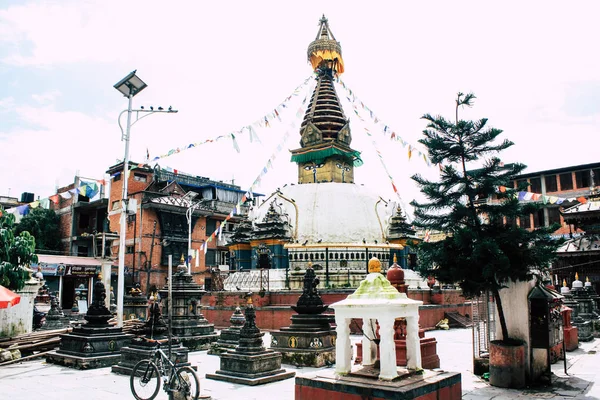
[159,263,217,350]
[208,306,245,355]
[112,338,191,375]
[206,297,295,385]
[270,266,337,367]
[47,279,133,369]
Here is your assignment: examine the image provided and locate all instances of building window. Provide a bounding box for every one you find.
[112,200,121,210]
[545,175,558,192]
[516,179,528,191]
[593,169,600,186]
[520,214,532,229]
[113,173,121,182]
[560,173,573,191]
[575,170,590,189]
[548,208,561,226]
[133,173,147,182]
[206,219,217,235]
[126,245,134,254]
[533,209,546,228]
[79,213,90,229]
[530,177,542,194]
[206,249,216,266]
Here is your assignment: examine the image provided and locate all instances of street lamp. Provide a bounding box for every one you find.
[113,70,147,328]
[184,191,202,274]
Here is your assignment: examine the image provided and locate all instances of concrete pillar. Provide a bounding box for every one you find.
[335,316,352,375]
[102,261,112,309]
[378,317,397,380]
[362,318,378,366]
[406,315,422,370]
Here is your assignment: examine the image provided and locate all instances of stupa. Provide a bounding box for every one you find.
[270,263,336,366]
[42,294,64,330]
[226,14,411,291]
[159,258,217,350]
[206,295,295,385]
[570,273,595,341]
[112,294,191,375]
[47,276,133,369]
[208,306,246,355]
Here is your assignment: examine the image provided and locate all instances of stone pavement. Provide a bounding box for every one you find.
[1,329,600,399]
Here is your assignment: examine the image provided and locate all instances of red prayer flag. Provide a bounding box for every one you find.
[577,197,588,204]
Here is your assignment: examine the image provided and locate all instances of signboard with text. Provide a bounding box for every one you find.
[65,265,98,276]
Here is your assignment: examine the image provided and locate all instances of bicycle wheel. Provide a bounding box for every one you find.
[130,359,161,400]
[171,366,200,400]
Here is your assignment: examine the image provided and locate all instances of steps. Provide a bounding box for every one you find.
[445,311,472,328]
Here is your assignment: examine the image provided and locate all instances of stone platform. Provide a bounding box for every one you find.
[295,367,461,400]
[206,352,296,386]
[46,326,133,369]
[111,339,191,375]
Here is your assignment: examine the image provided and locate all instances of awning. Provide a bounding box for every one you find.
[0,285,20,309]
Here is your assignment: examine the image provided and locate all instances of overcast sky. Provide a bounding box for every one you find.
[1,1,599,218]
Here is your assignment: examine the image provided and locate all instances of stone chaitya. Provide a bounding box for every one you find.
[208,306,246,355]
[112,293,191,375]
[206,295,295,385]
[47,275,133,369]
[270,264,336,366]
[41,294,64,330]
[569,273,595,341]
[159,260,217,350]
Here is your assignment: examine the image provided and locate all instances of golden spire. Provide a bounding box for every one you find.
[563,279,567,287]
[586,276,590,282]
[98,273,103,280]
[307,15,344,75]
[368,257,382,273]
[393,254,398,263]
[575,272,579,281]
[307,261,313,269]
[180,254,185,263]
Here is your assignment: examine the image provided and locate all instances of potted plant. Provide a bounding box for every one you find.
[411,93,561,388]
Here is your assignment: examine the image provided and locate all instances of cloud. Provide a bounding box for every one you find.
[31,90,61,104]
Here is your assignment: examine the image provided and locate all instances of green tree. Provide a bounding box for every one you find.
[15,208,62,252]
[411,93,561,342]
[0,208,38,290]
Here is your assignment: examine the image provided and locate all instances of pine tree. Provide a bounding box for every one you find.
[411,93,561,342]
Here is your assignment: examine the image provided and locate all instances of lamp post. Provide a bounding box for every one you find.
[113,70,178,326]
[113,70,147,327]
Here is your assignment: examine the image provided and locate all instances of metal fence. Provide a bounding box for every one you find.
[471,290,496,361]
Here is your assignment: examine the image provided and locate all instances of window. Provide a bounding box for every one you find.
[113,173,121,182]
[126,246,135,254]
[520,214,532,229]
[575,170,590,189]
[560,173,573,191]
[133,173,147,182]
[206,219,217,235]
[530,177,542,194]
[548,208,561,226]
[533,209,546,228]
[545,175,558,192]
[79,213,90,229]
[112,200,121,210]
[206,249,216,266]
[516,179,528,191]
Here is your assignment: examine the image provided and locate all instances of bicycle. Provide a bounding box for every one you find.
[130,339,200,400]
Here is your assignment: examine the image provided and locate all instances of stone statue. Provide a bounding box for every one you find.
[291,264,327,314]
[84,276,112,326]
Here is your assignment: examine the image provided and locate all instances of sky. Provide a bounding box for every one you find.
[1,1,599,219]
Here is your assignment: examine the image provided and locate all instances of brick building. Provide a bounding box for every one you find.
[106,162,252,294]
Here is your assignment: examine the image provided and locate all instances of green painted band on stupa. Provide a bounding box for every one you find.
[348,273,403,300]
[291,148,363,167]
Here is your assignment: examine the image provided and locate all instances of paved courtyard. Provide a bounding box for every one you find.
[1,328,600,399]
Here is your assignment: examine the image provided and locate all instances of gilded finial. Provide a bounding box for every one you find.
[563,279,567,287]
[575,272,579,281]
[247,296,253,305]
[393,254,398,263]
[587,276,590,282]
[98,273,103,280]
[307,261,313,269]
[180,254,185,263]
[368,257,382,274]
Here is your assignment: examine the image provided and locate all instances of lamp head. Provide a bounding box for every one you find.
[114,70,148,97]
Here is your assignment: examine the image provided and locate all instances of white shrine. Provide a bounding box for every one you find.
[330,257,423,380]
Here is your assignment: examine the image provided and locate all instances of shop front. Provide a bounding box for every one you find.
[33,255,102,311]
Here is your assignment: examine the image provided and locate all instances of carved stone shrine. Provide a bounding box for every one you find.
[208,306,246,355]
[270,264,336,367]
[159,261,217,350]
[47,276,133,369]
[206,296,295,385]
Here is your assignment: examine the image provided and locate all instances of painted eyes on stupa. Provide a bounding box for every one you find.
[303,163,324,170]
[336,163,350,171]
